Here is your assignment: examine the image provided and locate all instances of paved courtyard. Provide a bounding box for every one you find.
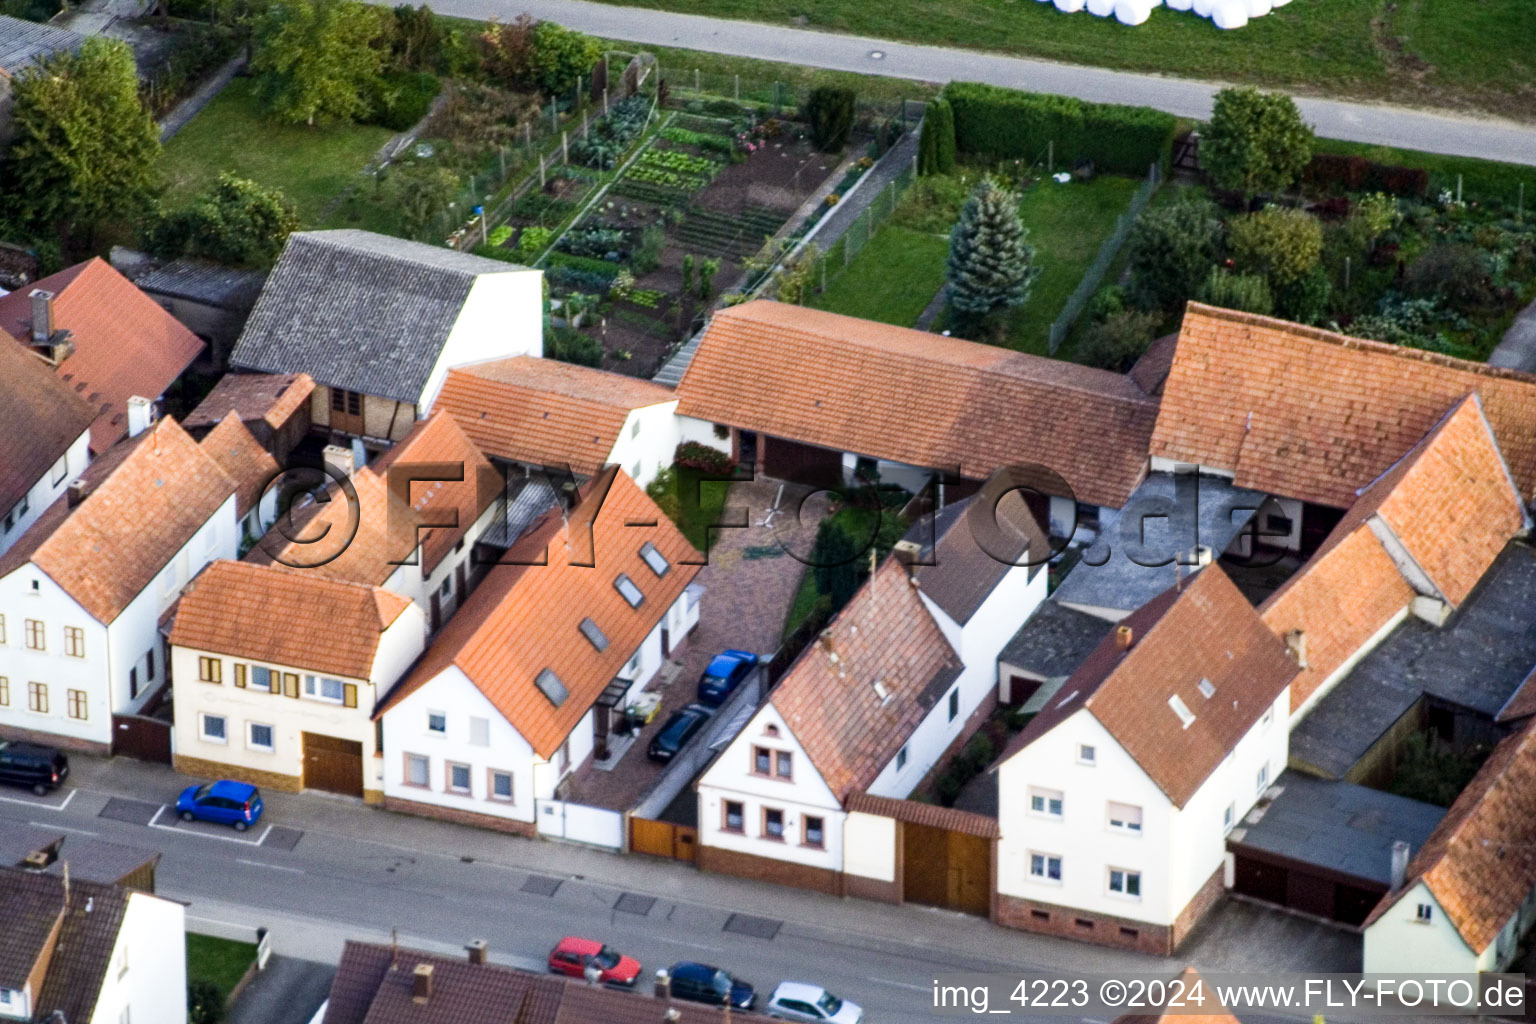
[557,479,830,811]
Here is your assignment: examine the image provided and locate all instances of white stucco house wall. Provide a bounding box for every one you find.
[229,230,543,445]
[375,468,701,833]
[994,564,1297,954]
[0,418,236,751]
[169,559,426,801]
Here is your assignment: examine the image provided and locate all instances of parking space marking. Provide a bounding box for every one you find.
[656,938,726,954]
[28,821,97,836]
[0,789,76,811]
[148,805,164,827]
[871,978,929,992]
[149,813,269,846]
[236,858,303,874]
[98,796,163,825]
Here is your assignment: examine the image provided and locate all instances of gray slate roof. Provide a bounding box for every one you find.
[1290,542,1536,779]
[1053,471,1265,617]
[0,822,158,886]
[997,599,1115,680]
[230,230,533,404]
[0,14,83,75]
[1228,770,1444,886]
[135,258,266,309]
[905,492,1046,626]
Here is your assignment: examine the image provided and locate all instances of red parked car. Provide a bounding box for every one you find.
[547,937,641,987]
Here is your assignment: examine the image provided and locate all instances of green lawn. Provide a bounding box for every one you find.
[581,0,1533,119]
[811,225,949,326]
[162,78,394,225]
[1008,175,1144,355]
[186,933,257,1000]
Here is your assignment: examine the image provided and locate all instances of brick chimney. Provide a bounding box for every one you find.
[465,939,487,965]
[1115,624,1134,651]
[412,963,434,1003]
[29,289,53,345]
[67,479,90,508]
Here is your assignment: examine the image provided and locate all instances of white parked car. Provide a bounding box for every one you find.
[765,982,865,1024]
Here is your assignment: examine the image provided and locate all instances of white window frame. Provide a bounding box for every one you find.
[1029,787,1064,819]
[247,722,275,753]
[489,769,514,802]
[404,753,430,787]
[50,454,68,486]
[199,713,228,745]
[1106,801,1142,834]
[1256,762,1270,795]
[1028,852,1062,884]
[427,710,447,734]
[304,675,345,704]
[1223,803,1235,833]
[1416,903,1433,923]
[1077,744,1095,765]
[447,762,472,794]
[1107,867,1142,899]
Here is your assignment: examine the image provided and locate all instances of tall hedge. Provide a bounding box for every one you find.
[805,86,856,152]
[944,81,1176,176]
[918,97,956,176]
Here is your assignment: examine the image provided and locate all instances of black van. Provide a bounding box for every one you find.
[0,740,69,795]
[667,961,756,1009]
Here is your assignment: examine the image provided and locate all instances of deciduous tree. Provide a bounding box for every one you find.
[1202,86,1314,202]
[1124,191,1221,313]
[252,0,387,125]
[147,174,299,267]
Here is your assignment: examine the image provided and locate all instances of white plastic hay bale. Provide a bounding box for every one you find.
[1053,0,1086,11]
[1115,0,1153,24]
[1270,0,1292,5]
[1166,0,1194,8]
[1211,0,1249,27]
[1087,0,1115,16]
[1246,0,1272,15]
[1192,0,1217,16]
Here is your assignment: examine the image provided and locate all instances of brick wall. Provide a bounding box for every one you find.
[174,754,302,793]
[844,874,900,904]
[382,795,537,837]
[995,864,1228,955]
[697,843,841,897]
[0,723,108,756]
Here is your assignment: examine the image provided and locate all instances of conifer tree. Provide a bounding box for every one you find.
[945,176,1036,338]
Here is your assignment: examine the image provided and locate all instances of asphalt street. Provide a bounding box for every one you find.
[381,0,1536,168]
[0,757,1360,1024]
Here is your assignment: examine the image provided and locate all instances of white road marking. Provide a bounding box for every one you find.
[29,821,98,836]
[186,914,260,931]
[0,788,74,811]
[870,978,930,992]
[148,805,165,827]
[657,938,727,954]
[255,825,274,846]
[237,858,303,874]
[150,815,265,845]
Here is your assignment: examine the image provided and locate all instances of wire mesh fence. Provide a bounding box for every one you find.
[658,66,927,127]
[1048,162,1164,354]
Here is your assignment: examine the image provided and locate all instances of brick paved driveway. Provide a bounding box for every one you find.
[559,479,830,811]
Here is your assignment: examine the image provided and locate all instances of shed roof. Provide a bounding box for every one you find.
[0,324,95,518]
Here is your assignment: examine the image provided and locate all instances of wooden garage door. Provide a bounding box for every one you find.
[302,732,363,797]
[762,437,843,490]
[902,821,991,917]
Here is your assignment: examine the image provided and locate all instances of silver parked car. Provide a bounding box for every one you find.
[765,982,864,1024]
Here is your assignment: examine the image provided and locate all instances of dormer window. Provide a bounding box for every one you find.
[1197,678,1216,699]
[535,669,569,707]
[639,541,670,577]
[614,574,644,608]
[1168,694,1195,728]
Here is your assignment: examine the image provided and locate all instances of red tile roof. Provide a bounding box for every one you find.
[771,558,964,802]
[0,418,235,624]
[1151,304,1536,507]
[183,372,314,433]
[435,357,676,477]
[245,465,421,588]
[1364,720,1536,953]
[0,260,204,454]
[844,791,998,837]
[373,411,503,573]
[375,468,700,759]
[675,301,1159,509]
[0,331,95,517]
[170,560,412,679]
[199,412,278,520]
[1002,565,1296,808]
[1260,395,1528,712]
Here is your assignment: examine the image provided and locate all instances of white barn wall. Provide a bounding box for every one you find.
[0,431,89,559]
[89,892,187,1024]
[420,271,544,412]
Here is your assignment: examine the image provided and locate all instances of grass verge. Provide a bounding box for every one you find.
[811,224,949,326]
[186,933,257,1001]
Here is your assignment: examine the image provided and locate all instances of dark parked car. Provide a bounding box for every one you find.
[0,740,69,796]
[668,961,756,1009]
[176,780,264,831]
[696,649,759,706]
[647,704,712,763]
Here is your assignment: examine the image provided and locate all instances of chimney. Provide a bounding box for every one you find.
[1285,630,1309,669]
[412,963,434,1003]
[892,538,920,575]
[126,396,154,438]
[665,1010,682,1023]
[1390,840,1411,892]
[47,334,74,367]
[1116,624,1134,651]
[654,968,671,1000]
[322,444,355,480]
[67,480,89,508]
[464,939,487,965]
[29,289,53,345]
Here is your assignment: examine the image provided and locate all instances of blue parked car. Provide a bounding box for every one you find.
[696,649,759,706]
[176,780,264,831]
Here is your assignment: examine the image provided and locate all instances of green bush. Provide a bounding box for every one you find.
[545,326,602,366]
[805,86,856,152]
[543,250,621,278]
[1229,206,1323,288]
[363,69,441,130]
[188,979,225,1024]
[1125,192,1222,312]
[1275,264,1332,324]
[1077,309,1162,372]
[1201,86,1314,200]
[918,97,955,176]
[1196,266,1274,315]
[944,81,1176,176]
[674,440,736,475]
[1085,283,1126,323]
[1404,243,1493,308]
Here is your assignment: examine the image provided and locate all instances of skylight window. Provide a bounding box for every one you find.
[639,541,670,577]
[1197,678,1216,699]
[535,669,569,708]
[872,679,891,703]
[614,574,644,608]
[578,617,608,652]
[1169,694,1196,729]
